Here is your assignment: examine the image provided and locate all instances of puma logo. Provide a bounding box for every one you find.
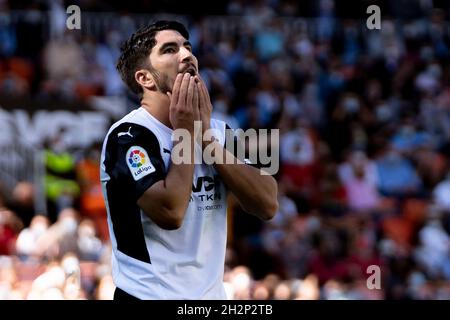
[118,126,133,138]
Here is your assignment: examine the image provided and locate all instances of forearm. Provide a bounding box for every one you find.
[138,139,194,229]
[210,142,278,220]
[195,76,277,219]
[162,161,195,212]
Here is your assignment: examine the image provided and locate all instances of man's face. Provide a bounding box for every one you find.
[146,29,198,94]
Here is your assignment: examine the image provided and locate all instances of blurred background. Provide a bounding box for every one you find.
[1,0,450,300]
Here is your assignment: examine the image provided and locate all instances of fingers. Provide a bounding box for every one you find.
[169,73,184,106]
[192,78,200,121]
[169,73,198,131]
[186,75,195,108]
[196,80,205,108]
[178,73,191,107]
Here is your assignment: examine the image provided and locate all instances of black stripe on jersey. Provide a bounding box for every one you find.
[103,122,166,263]
[224,124,261,169]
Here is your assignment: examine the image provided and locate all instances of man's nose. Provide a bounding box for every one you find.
[180,46,194,62]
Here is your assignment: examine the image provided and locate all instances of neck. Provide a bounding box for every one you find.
[141,91,172,129]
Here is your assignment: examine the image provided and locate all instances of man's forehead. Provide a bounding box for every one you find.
[154,30,186,46]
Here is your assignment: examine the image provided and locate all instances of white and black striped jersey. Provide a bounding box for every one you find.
[100,107,229,299]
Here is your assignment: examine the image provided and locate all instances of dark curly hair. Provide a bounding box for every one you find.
[116,20,189,97]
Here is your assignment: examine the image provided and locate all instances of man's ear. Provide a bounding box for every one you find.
[135,69,156,91]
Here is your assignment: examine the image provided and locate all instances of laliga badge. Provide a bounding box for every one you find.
[126,146,155,181]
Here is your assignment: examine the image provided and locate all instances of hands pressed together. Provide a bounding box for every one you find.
[167,73,212,137]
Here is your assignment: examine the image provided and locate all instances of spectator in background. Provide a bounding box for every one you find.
[343,166,381,213]
[33,207,79,261]
[390,118,434,156]
[9,181,35,227]
[41,31,85,100]
[432,171,450,212]
[77,218,103,262]
[0,255,19,299]
[95,274,115,300]
[338,150,381,213]
[96,30,124,96]
[27,253,86,300]
[254,19,284,61]
[265,182,298,229]
[317,162,347,217]
[225,265,253,300]
[75,142,108,240]
[338,150,378,186]
[376,146,423,199]
[306,227,350,286]
[15,214,49,261]
[43,132,80,223]
[48,0,66,39]
[0,2,17,57]
[0,209,23,255]
[413,210,450,280]
[280,118,318,207]
[273,281,292,300]
[293,274,320,300]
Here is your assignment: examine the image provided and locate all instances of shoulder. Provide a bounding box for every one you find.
[106,122,158,145]
[105,108,160,144]
[102,121,164,177]
[103,121,162,166]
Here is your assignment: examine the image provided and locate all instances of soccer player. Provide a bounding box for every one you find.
[100,20,278,300]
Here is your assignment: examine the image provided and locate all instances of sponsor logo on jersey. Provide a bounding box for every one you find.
[192,175,221,193]
[126,146,155,180]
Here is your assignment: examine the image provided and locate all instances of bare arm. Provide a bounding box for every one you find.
[196,78,278,220]
[137,73,199,229]
[136,140,194,230]
[212,144,278,220]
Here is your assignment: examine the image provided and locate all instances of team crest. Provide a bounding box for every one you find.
[126,146,155,180]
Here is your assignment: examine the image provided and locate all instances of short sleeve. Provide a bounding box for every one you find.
[224,124,261,169]
[102,122,166,201]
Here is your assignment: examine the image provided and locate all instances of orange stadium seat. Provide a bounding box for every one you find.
[382,216,414,250]
[7,57,34,83]
[402,198,428,227]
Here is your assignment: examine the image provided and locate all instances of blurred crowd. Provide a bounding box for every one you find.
[2,0,450,299]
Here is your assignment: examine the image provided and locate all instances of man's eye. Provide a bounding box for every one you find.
[164,48,176,53]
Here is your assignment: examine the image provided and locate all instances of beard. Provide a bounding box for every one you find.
[149,68,171,94]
